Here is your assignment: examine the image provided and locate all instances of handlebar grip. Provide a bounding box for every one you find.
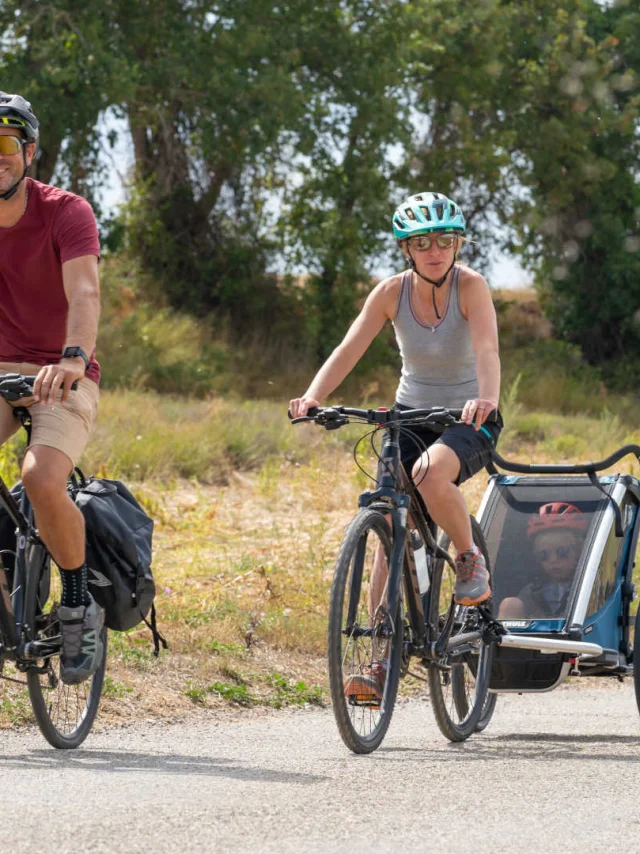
[21,375,79,392]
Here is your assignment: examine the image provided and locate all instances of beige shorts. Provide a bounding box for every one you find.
[0,362,99,467]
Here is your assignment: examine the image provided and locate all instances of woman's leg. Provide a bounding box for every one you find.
[411,444,472,553]
[412,444,490,605]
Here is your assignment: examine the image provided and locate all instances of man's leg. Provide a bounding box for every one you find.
[22,445,104,684]
[21,444,84,568]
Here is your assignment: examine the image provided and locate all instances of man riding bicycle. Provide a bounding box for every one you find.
[0,92,103,684]
[290,191,502,608]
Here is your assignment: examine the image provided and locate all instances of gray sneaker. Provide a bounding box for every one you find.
[454,550,491,606]
[58,595,105,685]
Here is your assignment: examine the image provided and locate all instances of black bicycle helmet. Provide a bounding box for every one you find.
[0,92,39,142]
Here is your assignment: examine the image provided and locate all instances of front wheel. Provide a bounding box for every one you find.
[328,509,404,754]
[25,544,107,749]
[427,516,495,741]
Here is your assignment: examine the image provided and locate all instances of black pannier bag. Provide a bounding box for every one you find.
[70,470,167,654]
[0,481,22,589]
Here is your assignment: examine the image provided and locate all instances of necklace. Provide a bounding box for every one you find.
[413,273,445,333]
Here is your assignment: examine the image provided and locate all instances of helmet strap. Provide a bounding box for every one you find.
[0,147,28,202]
[406,250,456,320]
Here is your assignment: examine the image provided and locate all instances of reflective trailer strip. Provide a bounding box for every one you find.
[498,634,603,658]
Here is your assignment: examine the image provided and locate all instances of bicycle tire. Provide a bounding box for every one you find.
[633,607,640,719]
[25,544,107,749]
[427,516,495,741]
[474,691,498,732]
[328,508,404,754]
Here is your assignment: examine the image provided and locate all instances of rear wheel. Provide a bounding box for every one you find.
[474,691,498,733]
[328,509,404,754]
[25,544,106,749]
[427,516,495,741]
[633,607,640,717]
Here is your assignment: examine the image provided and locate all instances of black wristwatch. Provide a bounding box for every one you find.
[61,346,89,371]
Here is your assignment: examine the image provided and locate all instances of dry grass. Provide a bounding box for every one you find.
[3,404,640,730]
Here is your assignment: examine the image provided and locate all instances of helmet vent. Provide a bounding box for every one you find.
[404,207,416,220]
[419,206,431,221]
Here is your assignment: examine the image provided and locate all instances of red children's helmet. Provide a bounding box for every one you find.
[526,502,589,538]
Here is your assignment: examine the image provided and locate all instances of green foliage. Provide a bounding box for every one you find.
[502,1,640,367]
[265,673,325,709]
[183,675,324,708]
[3,1,640,386]
[102,676,133,698]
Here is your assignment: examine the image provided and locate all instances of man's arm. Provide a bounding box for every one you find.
[61,254,101,358]
[33,254,100,405]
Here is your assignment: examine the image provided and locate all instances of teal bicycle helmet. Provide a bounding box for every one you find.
[392,192,465,240]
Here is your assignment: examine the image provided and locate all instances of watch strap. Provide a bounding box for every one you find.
[61,346,89,370]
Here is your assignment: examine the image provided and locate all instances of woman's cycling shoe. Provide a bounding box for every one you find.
[454,551,491,606]
[343,660,386,707]
[58,595,105,685]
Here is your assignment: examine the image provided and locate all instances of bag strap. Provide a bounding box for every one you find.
[141,603,168,657]
[70,466,89,491]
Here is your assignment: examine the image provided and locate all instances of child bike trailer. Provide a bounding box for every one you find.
[476,445,640,698]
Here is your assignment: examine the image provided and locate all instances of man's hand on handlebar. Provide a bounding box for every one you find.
[33,359,84,405]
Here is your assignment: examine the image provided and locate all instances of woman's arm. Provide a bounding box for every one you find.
[459,270,501,429]
[289,277,398,417]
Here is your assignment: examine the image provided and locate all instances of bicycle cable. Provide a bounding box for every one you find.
[350,419,433,486]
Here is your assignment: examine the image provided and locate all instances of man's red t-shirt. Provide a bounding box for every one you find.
[0,178,101,383]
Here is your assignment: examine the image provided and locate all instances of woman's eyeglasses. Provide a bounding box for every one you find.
[0,136,25,156]
[407,233,457,252]
[535,545,577,562]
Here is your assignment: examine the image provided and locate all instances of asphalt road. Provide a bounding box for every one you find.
[2,682,640,854]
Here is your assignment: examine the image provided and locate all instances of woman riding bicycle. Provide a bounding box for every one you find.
[289,191,502,606]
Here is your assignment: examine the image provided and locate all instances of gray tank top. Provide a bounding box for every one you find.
[392,266,479,408]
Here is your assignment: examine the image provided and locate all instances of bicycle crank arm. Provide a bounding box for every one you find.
[21,639,61,660]
[446,630,482,651]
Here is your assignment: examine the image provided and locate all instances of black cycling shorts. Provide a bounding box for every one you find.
[395,404,504,486]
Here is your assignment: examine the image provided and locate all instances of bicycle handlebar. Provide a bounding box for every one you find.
[490,443,640,475]
[289,404,499,430]
[0,373,78,402]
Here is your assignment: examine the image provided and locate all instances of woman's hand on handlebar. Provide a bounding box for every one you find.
[462,397,498,430]
[288,395,321,419]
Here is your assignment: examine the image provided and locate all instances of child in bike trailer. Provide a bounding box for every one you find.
[0,93,103,684]
[290,191,502,626]
[498,502,588,619]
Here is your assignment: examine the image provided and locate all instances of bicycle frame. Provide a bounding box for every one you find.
[355,418,480,663]
[0,403,59,672]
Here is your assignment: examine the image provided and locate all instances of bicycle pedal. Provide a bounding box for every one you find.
[347,693,381,709]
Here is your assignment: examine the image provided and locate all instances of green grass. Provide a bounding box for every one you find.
[0,688,32,726]
[183,674,325,708]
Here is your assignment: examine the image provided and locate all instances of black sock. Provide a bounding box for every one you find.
[59,565,90,608]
